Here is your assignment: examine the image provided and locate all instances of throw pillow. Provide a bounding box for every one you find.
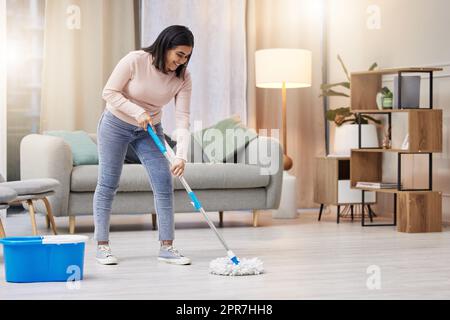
[192,115,258,163]
[45,131,98,166]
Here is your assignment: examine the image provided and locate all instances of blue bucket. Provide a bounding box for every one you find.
[0,235,88,283]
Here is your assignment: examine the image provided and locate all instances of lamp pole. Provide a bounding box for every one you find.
[282,81,293,170]
[255,48,311,171]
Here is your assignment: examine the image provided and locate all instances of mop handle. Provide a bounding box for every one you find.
[146,125,238,262]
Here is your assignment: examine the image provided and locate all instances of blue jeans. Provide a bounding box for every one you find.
[93,110,174,242]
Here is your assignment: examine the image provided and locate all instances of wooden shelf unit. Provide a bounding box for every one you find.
[351,67,442,76]
[349,67,443,232]
[350,67,442,111]
[355,109,442,153]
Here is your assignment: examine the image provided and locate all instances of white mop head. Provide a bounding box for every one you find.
[209,257,264,276]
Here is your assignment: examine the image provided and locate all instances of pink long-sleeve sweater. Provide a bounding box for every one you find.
[102,50,192,162]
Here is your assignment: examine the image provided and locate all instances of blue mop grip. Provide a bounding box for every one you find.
[188,192,202,210]
[147,124,167,154]
[227,250,240,265]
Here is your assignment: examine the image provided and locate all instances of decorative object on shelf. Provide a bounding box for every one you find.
[356,181,400,189]
[376,87,393,110]
[401,134,409,150]
[382,125,391,149]
[393,75,421,108]
[255,48,312,171]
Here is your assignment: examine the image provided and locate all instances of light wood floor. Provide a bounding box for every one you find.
[1,208,450,300]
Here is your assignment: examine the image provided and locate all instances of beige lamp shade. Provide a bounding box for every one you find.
[255,48,312,88]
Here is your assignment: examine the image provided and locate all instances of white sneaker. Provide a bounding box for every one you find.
[96,245,119,265]
[158,245,191,265]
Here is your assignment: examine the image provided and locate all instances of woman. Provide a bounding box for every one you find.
[93,25,194,265]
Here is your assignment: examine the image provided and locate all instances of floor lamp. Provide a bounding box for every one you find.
[255,48,312,170]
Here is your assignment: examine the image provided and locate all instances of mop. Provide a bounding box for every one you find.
[147,125,264,276]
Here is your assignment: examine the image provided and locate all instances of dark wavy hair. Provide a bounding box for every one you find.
[142,25,194,79]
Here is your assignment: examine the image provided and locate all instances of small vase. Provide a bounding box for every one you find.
[382,97,393,109]
[376,92,383,110]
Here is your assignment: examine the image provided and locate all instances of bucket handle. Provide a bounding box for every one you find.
[0,237,43,246]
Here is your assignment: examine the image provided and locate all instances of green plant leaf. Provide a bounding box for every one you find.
[337,119,357,126]
[320,89,350,98]
[362,115,382,124]
[381,86,393,98]
[337,55,351,82]
[369,62,378,71]
[381,87,390,94]
[326,110,337,121]
[360,118,369,124]
[320,82,350,90]
[326,107,353,124]
[333,107,352,116]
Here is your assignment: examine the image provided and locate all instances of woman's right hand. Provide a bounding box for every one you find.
[137,112,155,132]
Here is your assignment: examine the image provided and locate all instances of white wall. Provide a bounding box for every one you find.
[0,0,6,179]
[327,0,450,222]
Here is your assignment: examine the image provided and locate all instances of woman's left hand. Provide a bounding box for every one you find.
[171,158,186,177]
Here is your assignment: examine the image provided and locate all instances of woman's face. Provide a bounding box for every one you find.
[165,45,193,72]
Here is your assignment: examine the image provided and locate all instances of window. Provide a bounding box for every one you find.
[6,0,45,181]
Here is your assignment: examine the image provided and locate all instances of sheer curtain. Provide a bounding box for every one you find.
[6,0,45,181]
[246,0,325,208]
[141,0,247,137]
[0,0,6,178]
[40,0,136,133]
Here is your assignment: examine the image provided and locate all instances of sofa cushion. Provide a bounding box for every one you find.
[173,163,269,190]
[193,115,258,163]
[44,131,99,166]
[71,163,269,192]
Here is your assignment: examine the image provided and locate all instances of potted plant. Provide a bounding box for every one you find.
[376,86,393,110]
[321,55,382,156]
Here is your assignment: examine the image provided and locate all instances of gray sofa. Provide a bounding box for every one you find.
[20,133,283,233]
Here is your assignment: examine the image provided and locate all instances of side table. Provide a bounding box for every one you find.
[314,156,376,223]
